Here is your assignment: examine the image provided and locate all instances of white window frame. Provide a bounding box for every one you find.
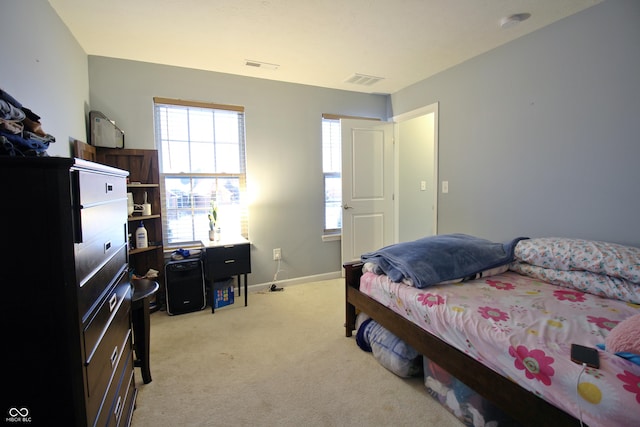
[322,115,342,235]
[154,97,248,246]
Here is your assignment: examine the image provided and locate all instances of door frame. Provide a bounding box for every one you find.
[392,102,439,240]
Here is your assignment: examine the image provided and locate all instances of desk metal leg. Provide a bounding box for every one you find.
[244,273,248,306]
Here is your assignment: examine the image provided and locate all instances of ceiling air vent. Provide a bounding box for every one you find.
[244,59,279,70]
[345,73,384,86]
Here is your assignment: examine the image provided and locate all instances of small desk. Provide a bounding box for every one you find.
[202,237,251,313]
[131,278,160,384]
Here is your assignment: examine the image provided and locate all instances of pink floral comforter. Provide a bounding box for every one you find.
[359,269,640,427]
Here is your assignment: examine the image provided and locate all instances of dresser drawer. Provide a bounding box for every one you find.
[78,246,128,322]
[205,244,251,280]
[93,342,134,427]
[84,273,131,364]
[76,198,127,247]
[117,368,136,427]
[75,202,127,286]
[78,169,127,206]
[85,296,131,404]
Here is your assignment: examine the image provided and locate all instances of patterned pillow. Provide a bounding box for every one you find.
[514,237,640,283]
[509,261,640,304]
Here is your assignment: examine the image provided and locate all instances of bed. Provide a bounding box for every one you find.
[344,235,640,427]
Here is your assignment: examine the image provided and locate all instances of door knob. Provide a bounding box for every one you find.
[343,204,353,210]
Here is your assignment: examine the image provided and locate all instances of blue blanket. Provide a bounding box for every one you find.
[361,233,528,288]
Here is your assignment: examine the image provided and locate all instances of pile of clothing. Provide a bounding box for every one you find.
[1,88,55,156]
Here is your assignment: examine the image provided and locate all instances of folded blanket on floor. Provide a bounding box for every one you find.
[361,233,527,289]
[355,313,421,378]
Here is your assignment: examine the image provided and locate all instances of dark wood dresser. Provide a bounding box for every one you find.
[0,157,137,426]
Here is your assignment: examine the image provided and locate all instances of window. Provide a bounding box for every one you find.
[322,116,342,233]
[154,97,248,245]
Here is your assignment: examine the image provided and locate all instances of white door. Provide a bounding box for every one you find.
[341,119,395,265]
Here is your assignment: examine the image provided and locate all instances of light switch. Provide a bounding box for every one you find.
[420,181,426,191]
[442,181,449,193]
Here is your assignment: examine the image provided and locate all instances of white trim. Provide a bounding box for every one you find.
[321,233,341,242]
[249,270,342,292]
[392,102,438,123]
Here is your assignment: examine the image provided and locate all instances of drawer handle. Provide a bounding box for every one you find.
[114,395,122,419]
[71,170,83,243]
[104,240,111,253]
[109,293,118,312]
[223,245,235,248]
[106,182,114,193]
[224,259,236,264]
[110,346,119,368]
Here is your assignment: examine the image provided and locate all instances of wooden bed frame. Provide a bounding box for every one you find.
[344,261,581,427]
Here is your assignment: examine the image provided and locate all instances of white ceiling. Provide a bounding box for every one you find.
[48,0,601,94]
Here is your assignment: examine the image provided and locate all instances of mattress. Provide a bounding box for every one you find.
[359,269,640,427]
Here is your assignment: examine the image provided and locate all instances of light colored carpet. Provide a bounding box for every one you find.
[131,278,463,426]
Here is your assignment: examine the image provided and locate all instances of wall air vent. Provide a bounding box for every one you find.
[345,73,384,86]
[244,59,279,70]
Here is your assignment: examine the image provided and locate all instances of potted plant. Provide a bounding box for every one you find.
[208,201,219,241]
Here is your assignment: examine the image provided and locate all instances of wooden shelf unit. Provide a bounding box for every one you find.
[96,148,165,310]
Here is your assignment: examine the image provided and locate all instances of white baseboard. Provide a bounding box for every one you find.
[249,271,342,292]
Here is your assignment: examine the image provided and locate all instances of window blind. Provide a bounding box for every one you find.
[154,97,248,245]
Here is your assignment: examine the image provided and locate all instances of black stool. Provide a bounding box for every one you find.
[131,278,159,384]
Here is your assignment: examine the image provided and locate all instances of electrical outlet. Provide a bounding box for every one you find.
[273,248,281,261]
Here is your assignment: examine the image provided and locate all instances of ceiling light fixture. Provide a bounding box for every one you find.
[500,13,531,29]
[244,60,279,70]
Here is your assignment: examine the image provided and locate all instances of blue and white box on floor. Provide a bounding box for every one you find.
[213,278,234,309]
